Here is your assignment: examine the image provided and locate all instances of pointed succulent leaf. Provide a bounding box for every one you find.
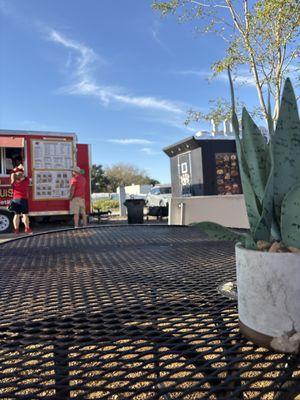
[267,89,274,137]
[254,134,279,242]
[235,127,264,238]
[241,107,268,203]
[273,78,300,221]
[281,183,300,248]
[254,170,275,242]
[228,68,261,238]
[228,68,240,137]
[244,235,257,250]
[264,87,273,176]
[192,221,254,247]
[270,220,281,242]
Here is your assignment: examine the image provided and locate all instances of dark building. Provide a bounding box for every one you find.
[163,135,242,197]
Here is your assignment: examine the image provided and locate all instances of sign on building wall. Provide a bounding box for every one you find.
[178,152,192,196]
[215,153,242,195]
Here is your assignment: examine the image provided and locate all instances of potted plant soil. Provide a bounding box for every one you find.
[196,75,300,354]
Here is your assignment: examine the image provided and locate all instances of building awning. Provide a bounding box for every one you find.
[0,136,24,148]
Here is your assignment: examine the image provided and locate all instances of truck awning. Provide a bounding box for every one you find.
[0,136,24,148]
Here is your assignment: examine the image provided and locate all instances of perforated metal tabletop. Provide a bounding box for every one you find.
[0,226,299,399]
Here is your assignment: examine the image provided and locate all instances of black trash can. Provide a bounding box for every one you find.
[124,199,145,224]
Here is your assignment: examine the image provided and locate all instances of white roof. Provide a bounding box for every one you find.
[0,129,77,139]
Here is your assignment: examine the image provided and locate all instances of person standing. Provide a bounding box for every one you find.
[10,168,32,234]
[70,166,87,228]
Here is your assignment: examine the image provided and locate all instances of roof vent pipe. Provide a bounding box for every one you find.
[223,119,231,135]
[211,119,218,136]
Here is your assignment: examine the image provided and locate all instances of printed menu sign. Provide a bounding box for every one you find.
[215,153,242,195]
[34,170,72,200]
[31,139,74,200]
[32,140,73,170]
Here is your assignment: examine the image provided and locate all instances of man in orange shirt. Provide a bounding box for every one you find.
[70,166,87,228]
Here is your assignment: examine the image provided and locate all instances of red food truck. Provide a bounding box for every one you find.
[0,129,91,233]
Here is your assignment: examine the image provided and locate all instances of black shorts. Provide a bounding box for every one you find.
[9,199,29,215]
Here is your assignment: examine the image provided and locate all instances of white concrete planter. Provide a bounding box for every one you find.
[236,243,300,354]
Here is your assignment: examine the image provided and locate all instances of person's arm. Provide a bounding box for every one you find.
[70,184,75,200]
[10,173,17,185]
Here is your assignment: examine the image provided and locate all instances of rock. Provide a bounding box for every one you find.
[271,332,300,354]
[257,240,271,251]
[269,241,283,252]
[288,246,300,254]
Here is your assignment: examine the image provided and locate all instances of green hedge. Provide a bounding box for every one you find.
[92,199,119,211]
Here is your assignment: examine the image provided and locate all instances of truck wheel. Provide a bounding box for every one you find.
[0,210,13,233]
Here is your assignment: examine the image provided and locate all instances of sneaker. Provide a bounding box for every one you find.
[14,229,20,235]
[25,228,33,234]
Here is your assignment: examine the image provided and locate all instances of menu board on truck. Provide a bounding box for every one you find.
[215,152,242,195]
[32,140,73,170]
[33,170,72,200]
[31,139,75,200]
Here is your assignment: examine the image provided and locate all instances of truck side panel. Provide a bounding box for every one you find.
[1,133,91,218]
[76,143,91,214]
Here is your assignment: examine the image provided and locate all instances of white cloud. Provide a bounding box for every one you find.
[218,71,255,86]
[107,138,154,145]
[49,30,97,76]
[137,115,201,134]
[174,67,256,86]
[0,0,13,16]
[18,120,58,131]
[112,93,183,114]
[140,147,161,155]
[48,29,183,114]
[174,69,209,78]
[150,20,172,56]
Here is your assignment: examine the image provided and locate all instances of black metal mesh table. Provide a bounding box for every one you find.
[0,226,299,399]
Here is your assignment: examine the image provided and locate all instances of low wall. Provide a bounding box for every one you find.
[169,195,249,229]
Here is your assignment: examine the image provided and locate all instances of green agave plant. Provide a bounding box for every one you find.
[196,74,300,250]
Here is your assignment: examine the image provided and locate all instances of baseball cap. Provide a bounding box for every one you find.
[73,166,82,173]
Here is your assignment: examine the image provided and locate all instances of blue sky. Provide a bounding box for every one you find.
[0,0,260,183]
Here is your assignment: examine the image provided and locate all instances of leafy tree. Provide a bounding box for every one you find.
[91,164,109,193]
[153,0,300,122]
[93,163,160,192]
[105,163,159,192]
[185,97,261,129]
[149,178,160,186]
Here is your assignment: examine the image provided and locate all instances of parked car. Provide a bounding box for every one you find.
[145,185,172,208]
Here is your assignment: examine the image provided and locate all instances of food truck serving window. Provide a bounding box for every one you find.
[0,147,25,176]
[0,137,25,175]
